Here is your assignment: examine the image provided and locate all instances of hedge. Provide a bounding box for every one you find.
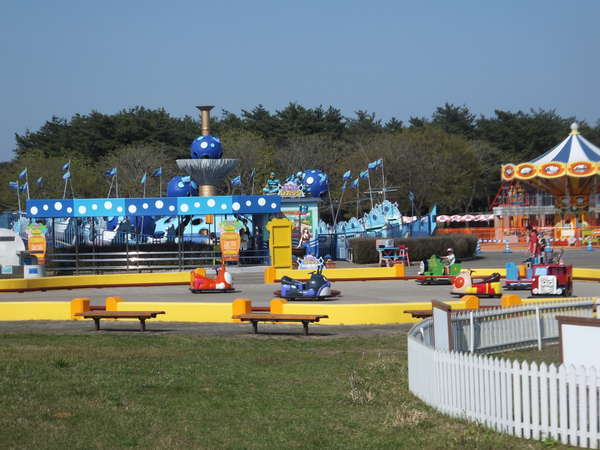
[348,234,478,264]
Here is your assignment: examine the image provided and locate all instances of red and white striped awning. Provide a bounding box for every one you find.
[436,214,494,223]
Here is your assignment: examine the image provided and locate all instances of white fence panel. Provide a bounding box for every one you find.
[408,298,600,448]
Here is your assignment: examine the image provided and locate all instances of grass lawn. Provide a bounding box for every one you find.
[500,343,561,366]
[0,332,558,449]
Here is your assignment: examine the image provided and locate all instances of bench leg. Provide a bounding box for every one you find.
[251,320,258,334]
[139,318,146,332]
[93,318,100,331]
[302,321,309,336]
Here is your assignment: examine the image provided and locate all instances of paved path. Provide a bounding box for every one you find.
[0,250,597,306]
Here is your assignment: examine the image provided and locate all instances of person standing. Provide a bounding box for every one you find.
[526,225,537,262]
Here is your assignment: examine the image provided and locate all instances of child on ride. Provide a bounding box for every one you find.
[441,248,456,275]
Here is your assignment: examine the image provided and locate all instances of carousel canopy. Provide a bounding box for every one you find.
[530,123,600,164]
[500,123,599,203]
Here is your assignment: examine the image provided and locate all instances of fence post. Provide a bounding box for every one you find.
[469,311,475,353]
[535,306,542,350]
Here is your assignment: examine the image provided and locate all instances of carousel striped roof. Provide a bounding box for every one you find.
[530,123,600,164]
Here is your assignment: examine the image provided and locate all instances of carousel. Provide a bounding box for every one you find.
[494,123,600,243]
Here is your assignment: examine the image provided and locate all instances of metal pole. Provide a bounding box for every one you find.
[327,190,335,228]
[381,160,386,203]
[91,219,97,274]
[125,218,130,272]
[469,312,475,353]
[25,171,30,200]
[177,216,183,271]
[366,172,374,210]
[51,218,56,273]
[334,185,345,229]
[536,306,542,350]
[74,218,80,275]
[16,184,22,213]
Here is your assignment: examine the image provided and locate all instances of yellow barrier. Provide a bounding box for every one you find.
[0,294,597,325]
[117,302,231,322]
[266,264,405,283]
[0,271,190,292]
[70,297,90,319]
[232,298,252,322]
[500,294,522,307]
[573,268,600,280]
[278,298,475,325]
[0,301,72,320]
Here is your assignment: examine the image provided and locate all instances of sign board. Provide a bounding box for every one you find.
[220,231,241,262]
[278,181,305,198]
[297,255,323,270]
[28,235,47,264]
[557,316,600,367]
[432,300,453,351]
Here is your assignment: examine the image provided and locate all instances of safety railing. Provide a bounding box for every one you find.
[47,249,270,274]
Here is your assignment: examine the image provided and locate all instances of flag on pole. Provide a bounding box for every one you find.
[19,182,28,192]
[140,173,147,184]
[231,176,241,186]
[62,161,70,171]
[152,168,162,177]
[181,176,191,183]
[36,177,43,185]
[341,181,347,192]
[342,170,352,180]
[408,191,415,202]
[368,159,383,170]
[105,168,117,177]
[63,171,71,180]
[8,181,19,190]
[359,170,369,180]
[19,168,27,179]
[351,178,359,189]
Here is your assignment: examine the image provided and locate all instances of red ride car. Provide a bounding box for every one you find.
[530,264,573,297]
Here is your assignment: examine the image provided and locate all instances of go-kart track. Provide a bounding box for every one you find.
[2,251,599,308]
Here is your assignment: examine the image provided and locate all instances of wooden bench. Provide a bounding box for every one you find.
[232,313,328,335]
[75,311,165,331]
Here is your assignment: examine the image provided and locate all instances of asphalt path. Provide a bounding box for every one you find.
[1,251,597,306]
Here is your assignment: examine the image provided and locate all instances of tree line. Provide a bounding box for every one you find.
[2,103,599,221]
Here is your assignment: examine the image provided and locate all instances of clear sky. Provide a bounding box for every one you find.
[1,0,598,162]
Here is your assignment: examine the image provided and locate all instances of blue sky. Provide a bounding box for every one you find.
[1,0,598,162]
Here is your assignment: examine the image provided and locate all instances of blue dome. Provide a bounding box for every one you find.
[302,170,329,197]
[167,176,198,197]
[190,135,223,159]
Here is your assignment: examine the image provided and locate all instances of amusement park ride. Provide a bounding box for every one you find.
[189,262,234,293]
[493,123,600,242]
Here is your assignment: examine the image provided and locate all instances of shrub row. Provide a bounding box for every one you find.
[348,234,478,264]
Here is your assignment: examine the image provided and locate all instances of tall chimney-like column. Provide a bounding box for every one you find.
[196,105,214,136]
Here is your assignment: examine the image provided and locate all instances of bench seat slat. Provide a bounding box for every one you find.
[232,313,328,321]
[75,311,165,319]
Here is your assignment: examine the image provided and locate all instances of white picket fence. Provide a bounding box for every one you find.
[408,299,600,448]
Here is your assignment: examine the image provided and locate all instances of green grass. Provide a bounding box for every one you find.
[0,333,556,449]
[500,343,561,366]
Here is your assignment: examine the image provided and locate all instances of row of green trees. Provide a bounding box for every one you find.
[2,103,599,220]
